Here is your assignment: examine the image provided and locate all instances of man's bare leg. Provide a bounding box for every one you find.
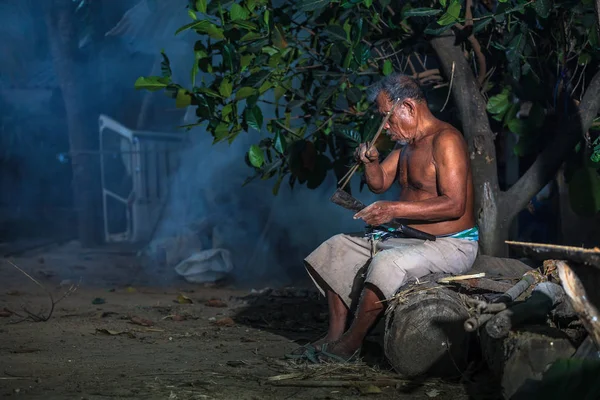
[288,268,350,356]
[318,283,384,360]
[315,289,348,345]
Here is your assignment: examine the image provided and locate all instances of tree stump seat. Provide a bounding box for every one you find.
[382,255,535,378]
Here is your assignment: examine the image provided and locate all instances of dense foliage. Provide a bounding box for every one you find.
[134,0,600,212]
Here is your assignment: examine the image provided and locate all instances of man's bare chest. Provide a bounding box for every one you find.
[397,145,436,191]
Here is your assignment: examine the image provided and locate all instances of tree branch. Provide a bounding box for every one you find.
[455,0,487,86]
[504,69,600,214]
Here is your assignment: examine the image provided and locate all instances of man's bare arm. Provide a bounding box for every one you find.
[388,130,468,221]
[363,148,401,194]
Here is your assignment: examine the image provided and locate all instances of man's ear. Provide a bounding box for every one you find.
[402,99,416,116]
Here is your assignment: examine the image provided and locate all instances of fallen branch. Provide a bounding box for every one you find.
[554,260,600,348]
[5,259,79,322]
[506,240,600,269]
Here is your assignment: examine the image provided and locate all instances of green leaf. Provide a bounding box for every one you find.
[354,43,371,66]
[579,53,592,65]
[437,0,462,26]
[241,32,264,42]
[507,118,527,136]
[298,0,329,11]
[240,54,255,71]
[338,129,361,144]
[160,51,172,78]
[486,88,511,115]
[176,89,192,108]
[191,50,203,87]
[197,87,222,98]
[178,20,225,40]
[245,105,263,130]
[346,87,363,104]
[317,86,337,108]
[343,47,354,69]
[534,0,551,18]
[258,80,272,94]
[232,20,258,30]
[439,0,447,6]
[236,86,256,100]
[219,79,233,98]
[230,3,249,20]
[245,70,270,88]
[351,18,365,45]
[222,103,233,118]
[262,46,280,56]
[364,0,373,7]
[382,60,393,76]
[214,123,230,143]
[134,76,170,91]
[286,99,305,109]
[195,0,207,13]
[473,18,493,33]
[248,144,265,168]
[403,8,443,17]
[424,22,453,35]
[274,131,287,153]
[274,85,287,101]
[323,25,349,42]
[188,9,197,20]
[306,155,332,189]
[222,43,237,72]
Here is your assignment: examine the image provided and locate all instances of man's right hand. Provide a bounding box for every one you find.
[355,143,379,165]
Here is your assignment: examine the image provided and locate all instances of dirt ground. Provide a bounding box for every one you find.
[0,242,486,400]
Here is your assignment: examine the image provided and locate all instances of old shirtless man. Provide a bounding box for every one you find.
[291,73,479,363]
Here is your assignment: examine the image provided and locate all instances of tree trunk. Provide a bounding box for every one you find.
[46,0,102,246]
[430,35,506,256]
[431,34,600,257]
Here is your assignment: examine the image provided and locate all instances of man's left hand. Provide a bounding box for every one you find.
[354,201,396,226]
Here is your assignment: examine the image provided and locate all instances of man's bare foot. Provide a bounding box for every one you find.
[286,333,342,357]
[317,338,361,362]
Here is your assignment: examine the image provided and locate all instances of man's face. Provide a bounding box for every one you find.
[375,92,418,145]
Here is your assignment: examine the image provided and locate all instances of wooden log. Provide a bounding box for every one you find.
[384,286,470,378]
[480,325,576,399]
[485,282,565,339]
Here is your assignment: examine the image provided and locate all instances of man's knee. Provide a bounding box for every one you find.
[364,250,428,299]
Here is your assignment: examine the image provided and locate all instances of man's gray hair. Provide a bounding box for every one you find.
[367,73,425,104]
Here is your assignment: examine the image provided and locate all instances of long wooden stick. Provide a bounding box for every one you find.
[337,99,401,190]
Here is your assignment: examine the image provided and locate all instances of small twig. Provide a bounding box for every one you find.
[338,99,400,190]
[440,62,455,112]
[5,259,79,322]
[438,272,486,283]
[414,52,427,69]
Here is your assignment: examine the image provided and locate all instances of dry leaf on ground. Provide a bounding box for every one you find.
[205,299,227,308]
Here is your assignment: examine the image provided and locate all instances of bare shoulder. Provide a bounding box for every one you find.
[432,124,468,154]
